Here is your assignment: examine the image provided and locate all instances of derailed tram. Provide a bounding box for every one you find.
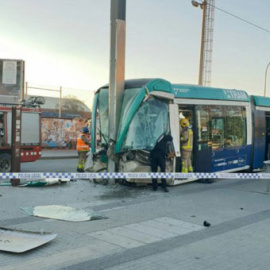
[88,78,270,185]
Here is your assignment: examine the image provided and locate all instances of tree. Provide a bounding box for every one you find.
[61,95,91,117]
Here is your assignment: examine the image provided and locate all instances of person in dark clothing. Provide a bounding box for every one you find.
[150,134,173,192]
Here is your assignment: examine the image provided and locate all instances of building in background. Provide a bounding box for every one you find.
[29,95,91,149]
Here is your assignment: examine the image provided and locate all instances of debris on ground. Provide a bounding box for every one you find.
[19,178,70,187]
[0,178,70,187]
[21,205,106,222]
[0,226,57,253]
[203,221,211,227]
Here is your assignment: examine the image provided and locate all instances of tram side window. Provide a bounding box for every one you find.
[210,106,247,149]
[224,106,247,147]
[196,105,247,150]
[211,117,224,150]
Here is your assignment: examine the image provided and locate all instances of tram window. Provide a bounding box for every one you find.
[224,106,247,147]
[196,105,247,150]
[211,117,224,150]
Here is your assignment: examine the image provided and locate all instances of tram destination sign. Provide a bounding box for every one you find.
[0,59,25,105]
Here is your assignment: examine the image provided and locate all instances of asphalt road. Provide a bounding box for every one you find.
[21,158,78,172]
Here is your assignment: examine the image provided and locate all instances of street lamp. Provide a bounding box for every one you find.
[191,0,203,8]
[264,61,270,97]
[191,0,206,86]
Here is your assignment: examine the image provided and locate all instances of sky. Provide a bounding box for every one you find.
[0,0,270,108]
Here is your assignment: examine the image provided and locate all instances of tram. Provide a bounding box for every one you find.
[89,78,270,185]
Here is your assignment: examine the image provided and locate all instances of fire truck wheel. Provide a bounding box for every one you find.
[0,154,11,172]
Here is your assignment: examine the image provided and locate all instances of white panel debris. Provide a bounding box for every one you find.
[0,227,57,253]
[21,205,106,222]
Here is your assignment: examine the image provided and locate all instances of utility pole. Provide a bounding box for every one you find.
[108,0,126,183]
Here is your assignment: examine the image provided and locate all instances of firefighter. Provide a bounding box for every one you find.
[76,127,91,172]
[180,118,193,173]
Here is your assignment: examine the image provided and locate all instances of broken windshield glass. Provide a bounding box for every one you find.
[119,88,141,124]
[121,99,169,151]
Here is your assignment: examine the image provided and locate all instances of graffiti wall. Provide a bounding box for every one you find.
[42,118,87,149]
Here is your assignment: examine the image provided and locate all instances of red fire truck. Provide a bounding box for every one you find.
[0,106,42,172]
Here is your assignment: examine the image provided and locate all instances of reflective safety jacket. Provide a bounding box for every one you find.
[180,128,193,152]
[76,133,90,151]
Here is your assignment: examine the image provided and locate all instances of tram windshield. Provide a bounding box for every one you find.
[119,88,141,123]
[121,98,169,151]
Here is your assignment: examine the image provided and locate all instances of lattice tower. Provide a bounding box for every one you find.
[200,0,215,86]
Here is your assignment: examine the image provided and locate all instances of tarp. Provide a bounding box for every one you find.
[21,205,106,222]
[0,227,57,253]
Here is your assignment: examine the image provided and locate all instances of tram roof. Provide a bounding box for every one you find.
[172,84,250,102]
[252,95,270,108]
[96,78,155,92]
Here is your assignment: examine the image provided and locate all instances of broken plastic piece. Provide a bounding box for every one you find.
[21,205,106,222]
[0,227,57,253]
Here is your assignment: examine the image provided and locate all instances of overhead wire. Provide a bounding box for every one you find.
[206,2,270,34]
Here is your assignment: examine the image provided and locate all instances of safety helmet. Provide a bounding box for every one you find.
[180,118,189,128]
[81,127,89,134]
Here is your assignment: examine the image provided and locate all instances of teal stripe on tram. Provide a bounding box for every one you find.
[173,84,250,102]
[252,95,270,108]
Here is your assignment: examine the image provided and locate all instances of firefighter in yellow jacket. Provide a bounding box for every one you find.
[180,118,193,173]
[76,127,91,172]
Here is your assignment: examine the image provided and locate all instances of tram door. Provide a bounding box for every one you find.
[252,110,266,169]
[194,106,212,172]
[265,113,270,160]
[178,106,196,172]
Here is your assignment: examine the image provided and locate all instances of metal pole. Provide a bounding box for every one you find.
[59,86,62,118]
[108,0,126,184]
[198,1,206,86]
[264,62,270,97]
[11,106,22,172]
[25,82,28,99]
[22,61,25,101]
